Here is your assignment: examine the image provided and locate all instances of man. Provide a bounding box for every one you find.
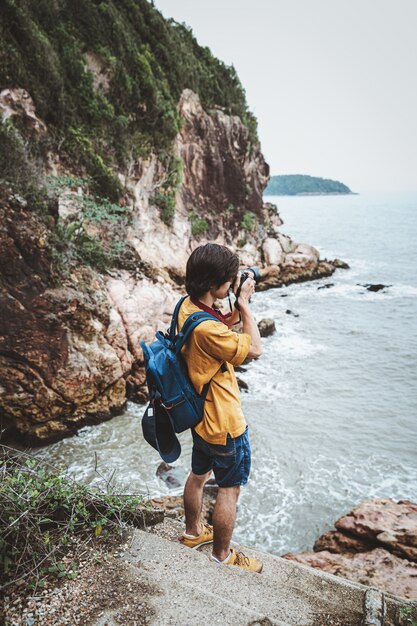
[177,243,263,572]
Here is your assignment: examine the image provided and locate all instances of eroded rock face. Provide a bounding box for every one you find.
[0,88,47,134]
[0,195,128,442]
[175,89,269,230]
[283,498,417,600]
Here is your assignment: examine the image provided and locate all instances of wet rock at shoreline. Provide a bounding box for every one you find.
[156,462,187,489]
[236,377,249,391]
[335,498,417,561]
[313,530,374,554]
[361,283,391,292]
[258,259,347,291]
[284,547,417,600]
[283,498,417,599]
[150,480,218,524]
[258,318,276,337]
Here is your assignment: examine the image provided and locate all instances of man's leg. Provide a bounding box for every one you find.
[183,470,211,536]
[212,485,240,561]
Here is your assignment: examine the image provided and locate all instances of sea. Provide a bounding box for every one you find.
[32,192,417,556]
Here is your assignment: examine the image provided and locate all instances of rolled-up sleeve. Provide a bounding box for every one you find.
[195,321,251,366]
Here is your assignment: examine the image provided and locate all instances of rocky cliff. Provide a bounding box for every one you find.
[0,5,344,445]
[0,86,343,444]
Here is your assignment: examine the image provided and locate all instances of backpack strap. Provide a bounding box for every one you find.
[173,305,228,401]
[174,311,219,354]
[177,312,226,401]
[168,295,188,343]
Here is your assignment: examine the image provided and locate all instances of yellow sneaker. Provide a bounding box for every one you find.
[222,548,263,573]
[179,524,214,549]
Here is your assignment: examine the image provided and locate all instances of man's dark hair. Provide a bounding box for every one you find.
[185,243,239,299]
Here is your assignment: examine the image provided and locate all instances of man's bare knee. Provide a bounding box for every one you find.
[218,485,240,499]
[189,470,212,484]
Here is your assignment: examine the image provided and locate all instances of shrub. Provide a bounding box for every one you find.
[0,118,35,192]
[152,190,176,226]
[0,0,258,202]
[190,211,209,237]
[150,154,183,226]
[241,211,257,232]
[0,450,146,589]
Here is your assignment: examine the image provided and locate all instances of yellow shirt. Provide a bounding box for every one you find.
[177,296,251,445]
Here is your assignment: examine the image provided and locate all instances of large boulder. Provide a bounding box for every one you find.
[284,548,417,600]
[335,498,417,562]
[262,237,284,266]
[284,498,417,600]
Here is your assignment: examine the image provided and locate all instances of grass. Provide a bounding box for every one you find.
[0,446,148,591]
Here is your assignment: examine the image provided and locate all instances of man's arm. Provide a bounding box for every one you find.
[237,276,262,359]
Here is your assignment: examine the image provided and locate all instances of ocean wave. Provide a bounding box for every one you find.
[234,451,417,555]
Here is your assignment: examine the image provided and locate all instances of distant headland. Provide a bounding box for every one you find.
[265,174,356,196]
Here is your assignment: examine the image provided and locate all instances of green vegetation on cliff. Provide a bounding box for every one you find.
[0,450,149,588]
[0,0,257,200]
[265,175,353,196]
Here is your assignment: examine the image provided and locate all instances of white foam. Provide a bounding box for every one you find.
[235,451,417,555]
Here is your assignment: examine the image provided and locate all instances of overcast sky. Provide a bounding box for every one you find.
[154,0,417,193]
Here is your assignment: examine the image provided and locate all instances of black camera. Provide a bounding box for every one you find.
[234,266,260,309]
[238,266,260,288]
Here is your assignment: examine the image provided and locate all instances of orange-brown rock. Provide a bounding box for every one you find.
[0,194,127,443]
[284,498,417,600]
[313,530,374,554]
[335,498,417,562]
[284,548,417,600]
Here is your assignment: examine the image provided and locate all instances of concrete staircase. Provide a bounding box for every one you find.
[92,518,413,626]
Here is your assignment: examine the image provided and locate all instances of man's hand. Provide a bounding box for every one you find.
[233,272,262,359]
[235,273,256,310]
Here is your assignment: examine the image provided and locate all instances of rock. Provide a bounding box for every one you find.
[150,481,218,524]
[175,89,269,241]
[150,495,184,518]
[258,259,343,291]
[314,530,374,554]
[276,233,295,254]
[236,377,249,391]
[0,88,47,134]
[335,498,417,561]
[0,197,127,444]
[238,243,262,268]
[257,318,276,337]
[362,284,390,292]
[283,548,417,600]
[318,283,334,290]
[262,238,284,266]
[156,462,187,489]
[332,258,350,269]
[285,498,417,600]
[294,243,320,263]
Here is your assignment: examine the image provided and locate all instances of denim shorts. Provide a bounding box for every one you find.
[191,427,251,488]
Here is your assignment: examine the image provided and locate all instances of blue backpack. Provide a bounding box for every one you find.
[140,295,221,434]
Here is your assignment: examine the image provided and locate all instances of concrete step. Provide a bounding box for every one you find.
[92,518,411,626]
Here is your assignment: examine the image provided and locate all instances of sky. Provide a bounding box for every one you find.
[154,0,417,193]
